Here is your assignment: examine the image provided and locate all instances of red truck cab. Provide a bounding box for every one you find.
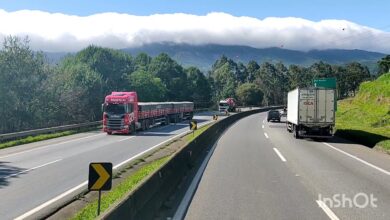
[103,92,138,134]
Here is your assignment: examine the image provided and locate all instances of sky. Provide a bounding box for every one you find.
[0,0,389,53]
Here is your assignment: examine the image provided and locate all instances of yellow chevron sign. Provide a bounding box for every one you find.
[88,162,112,191]
[190,120,197,130]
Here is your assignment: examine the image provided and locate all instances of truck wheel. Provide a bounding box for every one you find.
[131,123,136,134]
[107,132,112,135]
[145,120,150,130]
[293,126,300,139]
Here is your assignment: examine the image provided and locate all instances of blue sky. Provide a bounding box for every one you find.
[1,0,389,30]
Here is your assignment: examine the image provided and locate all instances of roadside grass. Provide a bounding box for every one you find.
[186,123,212,143]
[0,127,101,150]
[71,156,169,220]
[336,73,390,151]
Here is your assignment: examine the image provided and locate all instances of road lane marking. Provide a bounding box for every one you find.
[262,125,265,129]
[113,121,213,169]
[14,180,88,220]
[0,133,105,159]
[273,148,286,162]
[264,132,269,138]
[117,136,136,142]
[174,130,221,220]
[323,142,390,176]
[15,120,214,220]
[316,200,340,220]
[2,159,62,179]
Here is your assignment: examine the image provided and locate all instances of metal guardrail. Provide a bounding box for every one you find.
[0,108,215,143]
[0,121,102,142]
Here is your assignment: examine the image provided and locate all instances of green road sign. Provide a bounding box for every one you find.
[313,77,337,89]
[88,162,112,191]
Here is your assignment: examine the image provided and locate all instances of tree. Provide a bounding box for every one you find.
[75,45,134,93]
[186,67,212,107]
[235,83,263,106]
[0,36,49,132]
[247,60,260,83]
[128,70,167,101]
[345,62,371,96]
[148,53,189,100]
[378,55,390,76]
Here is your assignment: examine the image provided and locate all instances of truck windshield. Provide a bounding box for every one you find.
[105,104,126,114]
[219,103,229,106]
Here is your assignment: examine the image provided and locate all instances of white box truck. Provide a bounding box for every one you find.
[286,87,335,139]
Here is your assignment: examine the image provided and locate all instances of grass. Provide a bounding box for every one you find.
[186,123,212,143]
[71,156,169,220]
[0,130,77,150]
[336,73,390,151]
[0,126,101,150]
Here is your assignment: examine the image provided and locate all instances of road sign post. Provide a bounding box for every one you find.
[189,120,197,136]
[88,162,112,216]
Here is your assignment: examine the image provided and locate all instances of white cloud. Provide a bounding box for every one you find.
[0,9,389,53]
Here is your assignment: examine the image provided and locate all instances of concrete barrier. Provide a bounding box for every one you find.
[101,107,280,220]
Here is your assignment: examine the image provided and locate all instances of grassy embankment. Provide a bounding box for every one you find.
[71,123,212,220]
[336,73,390,152]
[0,126,101,150]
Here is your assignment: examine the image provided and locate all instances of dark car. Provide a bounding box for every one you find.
[267,110,281,122]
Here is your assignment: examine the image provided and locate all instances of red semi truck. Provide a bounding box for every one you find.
[102,91,194,134]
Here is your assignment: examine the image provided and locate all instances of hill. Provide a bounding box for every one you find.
[336,73,390,151]
[44,43,386,72]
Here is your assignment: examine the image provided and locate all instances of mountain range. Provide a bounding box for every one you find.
[45,43,387,72]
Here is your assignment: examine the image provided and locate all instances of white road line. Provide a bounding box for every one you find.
[117,136,136,142]
[273,148,287,162]
[2,159,62,179]
[14,180,88,220]
[15,120,214,220]
[323,142,390,176]
[262,125,265,129]
[264,132,269,139]
[173,131,220,220]
[0,133,105,159]
[316,200,340,220]
[262,120,265,123]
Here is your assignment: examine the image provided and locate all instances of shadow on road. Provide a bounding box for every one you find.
[330,130,389,148]
[0,161,25,188]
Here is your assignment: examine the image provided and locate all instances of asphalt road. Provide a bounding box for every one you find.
[184,112,390,220]
[0,112,218,220]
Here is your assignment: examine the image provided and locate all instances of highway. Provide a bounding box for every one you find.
[184,112,390,220]
[0,112,215,220]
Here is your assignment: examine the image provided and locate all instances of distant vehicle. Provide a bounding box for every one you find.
[218,98,236,112]
[102,91,193,135]
[279,107,287,117]
[286,87,335,139]
[267,110,281,122]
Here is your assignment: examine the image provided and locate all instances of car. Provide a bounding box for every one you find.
[279,107,287,117]
[267,110,281,122]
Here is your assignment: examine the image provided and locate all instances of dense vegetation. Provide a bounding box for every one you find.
[336,73,390,150]
[0,36,384,133]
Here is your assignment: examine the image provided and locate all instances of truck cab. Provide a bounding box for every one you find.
[103,92,138,134]
[218,100,229,112]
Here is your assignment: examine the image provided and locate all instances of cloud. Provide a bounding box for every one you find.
[0,9,389,53]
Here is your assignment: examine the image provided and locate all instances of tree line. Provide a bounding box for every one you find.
[0,36,387,133]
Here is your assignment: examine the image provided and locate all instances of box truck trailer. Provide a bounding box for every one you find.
[286,87,335,139]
